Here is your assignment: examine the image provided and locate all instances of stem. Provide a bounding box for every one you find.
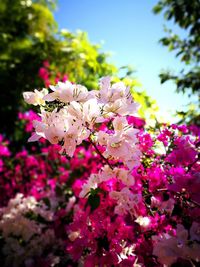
[187,198,200,209]
[89,138,114,170]
[186,154,199,173]
[155,188,200,208]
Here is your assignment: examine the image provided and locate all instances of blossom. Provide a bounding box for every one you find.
[23,88,48,106]
[24,77,142,162]
[28,108,67,143]
[67,98,103,129]
[43,81,88,103]
[152,224,200,266]
[110,187,142,217]
[135,216,151,227]
[79,165,135,199]
[0,194,60,267]
[166,136,198,166]
[97,77,140,117]
[113,167,135,186]
[79,173,99,198]
[98,117,141,169]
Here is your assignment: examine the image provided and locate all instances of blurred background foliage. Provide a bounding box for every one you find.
[153,0,200,125]
[0,0,157,138]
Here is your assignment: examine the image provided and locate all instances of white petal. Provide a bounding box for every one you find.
[28,133,41,142]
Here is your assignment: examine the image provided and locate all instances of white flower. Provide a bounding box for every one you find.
[98,77,139,117]
[66,196,76,213]
[68,99,102,129]
[116,168,135,186]
[43,81,88,103]
[24,77,142,162]
[79,173,99,198]
[79,165,136,200]
[68,231,80,242]
[0,194,60,267]
[23,88,48,106]
[97,117,141,170]
[135,216,151,227]
[110,187,141,217]
[119,242,136,261]
[82,98,103,128]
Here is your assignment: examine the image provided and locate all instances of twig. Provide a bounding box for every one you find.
[89,138,114,170]
[186,154,199,173]
[155,188,200,208]
[187,198,200,208]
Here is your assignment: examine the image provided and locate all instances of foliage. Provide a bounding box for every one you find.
[0,0,116,134]
[0,0,157,136]
[153,0,200,125]
[0,0,57,133]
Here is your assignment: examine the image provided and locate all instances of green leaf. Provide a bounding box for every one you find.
[87,193,100,212]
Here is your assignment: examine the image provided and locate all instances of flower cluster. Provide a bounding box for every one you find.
[0,194,60,267]
[153,223,200,266]
[0,77,199,266]
[23,77,140,169]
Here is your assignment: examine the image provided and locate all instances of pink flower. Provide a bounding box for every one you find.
[38,67,49,80]
[166,136,198,166]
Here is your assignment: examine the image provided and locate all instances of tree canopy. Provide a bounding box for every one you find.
[0,0,157,135]
[153,0,200,125]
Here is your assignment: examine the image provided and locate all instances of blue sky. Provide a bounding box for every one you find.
[54,0,194,121]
